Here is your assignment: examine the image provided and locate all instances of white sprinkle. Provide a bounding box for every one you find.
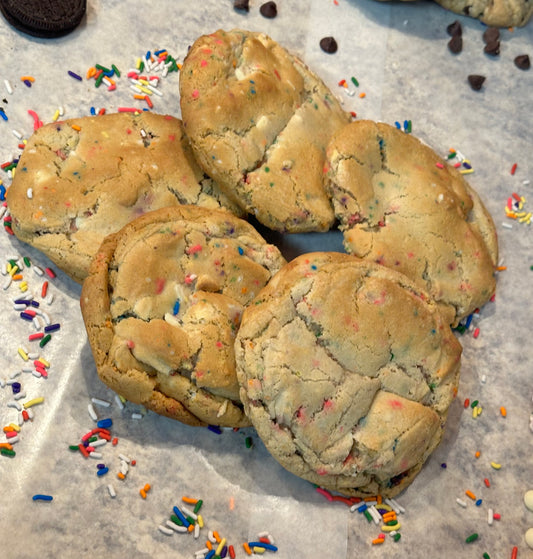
[131,412,143,420]
[17,412,24,426]
[147,83,163,96]
[32,316,43,331]
[114,394,125,410]
[21,365,33,373]
[456,498,468,508]
[26,408,34,419]
[195,548,210,558]
[501,222,513,229]
[91,397,111,408]
[58,106,65,116]
[120,461,129,475]
[45,293,55,305]
[107,484,116,498]
[13,303,27,311]
[91,438,107,448]
[27,351,39,360]
[166,520,187,533]
[88,403,98,421]
[4,79,13,94]
[194,522,200,539]
[3,276,12,290]
[180,505,197,520]
[367,505,381,525]
[158,524,174,536]
[7,434,19,444]
[14,391,27,400]
[0,378,5,388]
[481,374,487,384]
[488,507,494,525]
[523,179,530,186]
[217,400,228,418]
[26,188,33,199]
[12,129,23,140]
[32,370,42,379]
[89,452,103,459]
[207,530,217,543]
[118,453,131,464]
[9,371,21,379]
[33,265,44,276]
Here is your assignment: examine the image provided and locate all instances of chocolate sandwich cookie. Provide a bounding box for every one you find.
[81,205,286,427]
[0,0,86,38]
[180,29,351,233]
[7,112,243,283]
[235,252,462,497]
[325,120,498,325]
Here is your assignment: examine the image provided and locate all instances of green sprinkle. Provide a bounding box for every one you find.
[95,72,105,88]
[471,400,479,409]
[193,499,203,514]
[264,167,270,172]
[139,61,145,72]
[465,533,479,543]
[393,533,401,542]
[69,445,80,451]
[23,256,31,267]
[1,448,16,457]
[483,553,491,559]
[351,76,359,87]
[111,64,121,77]
[39,334,52,348]
[363,510,373,523]
[170,514,184,526]
[447,151,457,159]
[186,515,195,524]
[245,436,253,448]
[385,520,399,526]
[95,63,111,73]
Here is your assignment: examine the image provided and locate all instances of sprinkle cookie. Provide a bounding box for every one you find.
[235,252,462,497]
[179,29,351,233]
[80,205,286,427]
[324,120,498,325]
[8,112,243,283]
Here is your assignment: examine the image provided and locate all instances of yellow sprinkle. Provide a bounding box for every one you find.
[134,84,153,95]
[500,406,507,417]
[136,58,143,69]
[37,357,50,368]
[52,109,60,122]
[18,347,29,361]
[519,212,531,223]
[9,264,19,276]
[8,423,21,432]
[23,397,44,409]
[381,522,401,532]
[215,538,227,556]
[197,514,204,528]
[252,548,266,555]
[460,169,475,175]
[476,406,482,416]
[472,407,478,418]
[490,461,502,470]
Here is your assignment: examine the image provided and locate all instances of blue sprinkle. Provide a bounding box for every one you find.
[357,503,368,513]
[90,107,96,116]
[20,312,34,321]
[44,323,60,333]
[172,506,190,527]
[208,425,222,434]
[247,542,278,552]
[0,185,6,200]
[237,246,244,255]
[97,418,113,429]
[173,299,180,315]
[0,109,7,121]
[32,494,53,501]
[205,550,215,559]
[96,467,109,476]
[464,313,474,329]
[476,499,483,507]
[441,463,447,469]
[395,121,401,129]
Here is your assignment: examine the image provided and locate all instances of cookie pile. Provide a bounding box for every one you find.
[7,29,497,497]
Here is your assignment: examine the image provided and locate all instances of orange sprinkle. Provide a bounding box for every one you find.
[376,495,383,504]
[143,483,151,492]
[500,406,507,417]
[117,472,125,480]
[229,496,235,510]
[382,511,397,522]
[182,496,198,504]
[213,531,221,543]
[372,537,385,545]
[140,489,147,499]
[359,92,366,98]
[364,496,377,502]
[496,266,507,271]
[20,76,35,82]
[188,524,194,532]
[71,124,81,131]
[206,541,213,551]
[243,542,252,555]
[11,274,23,281]
[465,490,476,500]
[0,442,13,449]
[475,451,481,459]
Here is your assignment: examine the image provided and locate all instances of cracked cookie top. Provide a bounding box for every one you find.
[235,252,461,497]
[179,29,351,233]
[7,112,242,283]
[325,120,498,325]
[80,204,286,427]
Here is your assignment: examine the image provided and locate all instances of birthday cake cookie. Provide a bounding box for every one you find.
[80,205,286,427]
[7,112,242,283]
[324,120,498,325]
[179,29,351,233]
[235,252,462,497]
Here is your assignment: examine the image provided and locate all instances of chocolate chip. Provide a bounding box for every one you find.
[484,40,500,56]
[446,20,462,36]
[234,0,249,11]
[448,34,462,54]
[468,74,485,90]
[259,1,277,18]
[514,54,531,70]
[482,27,500,43]
[319,36,338,54]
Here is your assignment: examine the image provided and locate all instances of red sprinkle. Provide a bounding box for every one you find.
[229,545,236,559]
[484,478,490,487]
[493,512,501,520]
[78,443,90,457]
[511,163,517,175]
[112,437,119,446]
[29,333,44,341]
[464,398,470,408]
[45,267,56,279]
[511,546,518,559]
[41,281,48,298]
[473,327,480,339]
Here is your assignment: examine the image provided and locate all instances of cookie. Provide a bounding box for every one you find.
[434,0,533,27]
[8,112,243,283]
[179,29,351,233]
[80,205,286,427]
[324,120,498,325]
[0,0,86,38]
[235,252,462,497]
[373,0,532,27]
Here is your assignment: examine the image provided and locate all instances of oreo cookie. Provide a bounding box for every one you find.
[0,0,86,38]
